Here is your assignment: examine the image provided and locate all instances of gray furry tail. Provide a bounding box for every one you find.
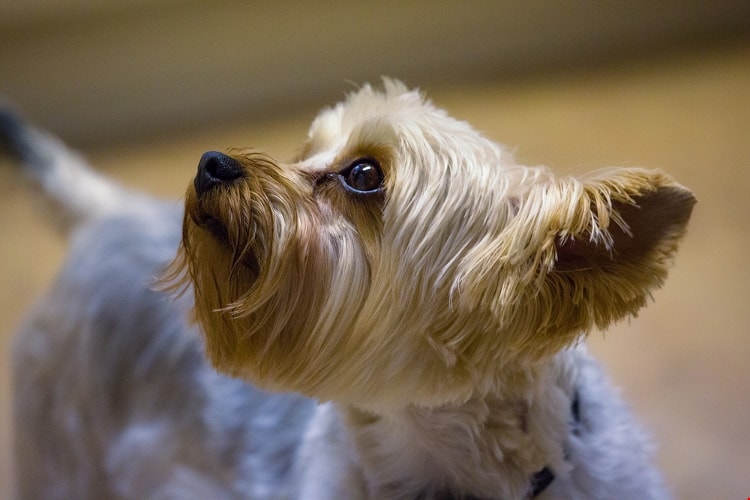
[1,102,133,233]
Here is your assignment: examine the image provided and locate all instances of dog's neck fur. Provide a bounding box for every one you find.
[338,352,575,499]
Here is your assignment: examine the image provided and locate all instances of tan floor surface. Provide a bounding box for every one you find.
[1,43,748,498]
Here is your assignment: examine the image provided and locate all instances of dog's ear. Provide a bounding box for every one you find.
[456,168,695,358]
[552,171,695,274]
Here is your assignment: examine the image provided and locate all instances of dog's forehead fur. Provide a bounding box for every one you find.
[302,80,512,178]
[304,80,434,155]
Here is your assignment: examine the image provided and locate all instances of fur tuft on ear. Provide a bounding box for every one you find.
[456,168,695,360]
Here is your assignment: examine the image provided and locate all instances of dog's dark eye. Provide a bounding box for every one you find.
[341,159,384,194]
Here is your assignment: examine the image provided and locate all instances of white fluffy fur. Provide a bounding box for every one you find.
[5,81,694,499]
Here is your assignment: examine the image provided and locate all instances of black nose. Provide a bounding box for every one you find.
[195,151,244,195]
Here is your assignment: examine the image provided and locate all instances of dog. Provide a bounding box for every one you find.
[4,80,695,499]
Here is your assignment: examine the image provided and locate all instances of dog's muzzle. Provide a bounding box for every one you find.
[195,151,244,196]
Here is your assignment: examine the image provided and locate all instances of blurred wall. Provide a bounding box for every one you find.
[1,0,748,146]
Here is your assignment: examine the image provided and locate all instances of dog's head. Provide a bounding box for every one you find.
[170,80,695,409]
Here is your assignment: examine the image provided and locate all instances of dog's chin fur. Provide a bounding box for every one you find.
[9,79,694,499]
[169,80,694,412]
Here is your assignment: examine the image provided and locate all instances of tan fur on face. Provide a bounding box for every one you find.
[170,150,373,391]
[168,81,695,410]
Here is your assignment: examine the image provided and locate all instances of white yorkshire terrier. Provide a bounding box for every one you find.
[4,81,694,499]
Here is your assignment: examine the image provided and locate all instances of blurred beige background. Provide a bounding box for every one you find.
[1,2,749,498]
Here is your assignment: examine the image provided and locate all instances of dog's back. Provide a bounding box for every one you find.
[3,107,314,498]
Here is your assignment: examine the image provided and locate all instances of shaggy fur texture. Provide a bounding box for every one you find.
[5,81,694,499]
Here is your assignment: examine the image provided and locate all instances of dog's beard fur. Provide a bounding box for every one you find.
[167,80,694,411]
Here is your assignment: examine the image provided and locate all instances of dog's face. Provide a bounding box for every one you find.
[172,80,694,409]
